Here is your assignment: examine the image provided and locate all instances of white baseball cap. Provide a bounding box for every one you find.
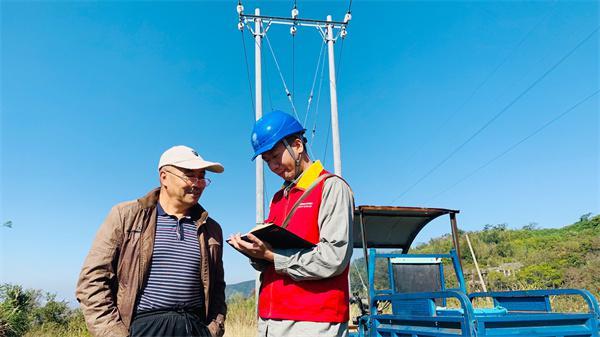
[158,145,224,173]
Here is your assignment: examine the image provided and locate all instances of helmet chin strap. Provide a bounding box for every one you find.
[282,138,302,180]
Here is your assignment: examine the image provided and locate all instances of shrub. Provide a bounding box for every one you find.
[0,284,91,337]
[0,284,38,337]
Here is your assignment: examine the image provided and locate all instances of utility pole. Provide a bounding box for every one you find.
[326,15,342,176]
[254,8,264,225]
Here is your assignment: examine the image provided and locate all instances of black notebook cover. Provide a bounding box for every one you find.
[242,223,314,249]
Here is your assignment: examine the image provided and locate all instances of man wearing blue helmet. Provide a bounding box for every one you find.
[229,110,354,337]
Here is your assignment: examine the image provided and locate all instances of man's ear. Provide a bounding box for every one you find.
[293,137,305,154]
[159,168,168,185]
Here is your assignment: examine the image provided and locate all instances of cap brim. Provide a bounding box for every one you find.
[169,159,224,173]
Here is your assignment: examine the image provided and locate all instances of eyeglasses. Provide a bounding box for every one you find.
[164,170,211,187]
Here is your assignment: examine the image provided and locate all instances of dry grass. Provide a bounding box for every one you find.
[224,320,256,337]
[224,295,256,337]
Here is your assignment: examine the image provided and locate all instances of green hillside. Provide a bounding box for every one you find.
[350,214,600,300]
[226,280,255,300]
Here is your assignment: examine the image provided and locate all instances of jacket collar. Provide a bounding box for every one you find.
[294,160,324,190]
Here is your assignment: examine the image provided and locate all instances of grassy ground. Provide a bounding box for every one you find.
[224,294,256,337]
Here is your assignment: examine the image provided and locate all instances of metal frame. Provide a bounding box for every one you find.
[240,14,348,30]
[351,205,600,337]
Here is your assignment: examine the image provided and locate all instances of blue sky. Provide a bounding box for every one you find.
[1,1,598,305]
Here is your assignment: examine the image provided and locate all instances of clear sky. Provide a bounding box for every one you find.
[1,1,598,305]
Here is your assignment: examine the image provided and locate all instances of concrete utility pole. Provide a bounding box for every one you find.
[254,8,264,225]
[326,15,342,176]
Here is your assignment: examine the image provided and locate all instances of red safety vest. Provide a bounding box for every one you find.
[258,165,350,322]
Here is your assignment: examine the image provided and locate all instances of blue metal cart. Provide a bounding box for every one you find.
[349,205,600,337]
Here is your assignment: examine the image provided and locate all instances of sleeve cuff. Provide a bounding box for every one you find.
[273,250,289,274]
[250,258,269,271]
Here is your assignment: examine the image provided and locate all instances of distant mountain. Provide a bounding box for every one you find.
[226,280,254,300]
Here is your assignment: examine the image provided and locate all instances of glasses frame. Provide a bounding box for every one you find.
[164,169,211,187]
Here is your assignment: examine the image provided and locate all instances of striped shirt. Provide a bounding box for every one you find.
[136,203,204,313]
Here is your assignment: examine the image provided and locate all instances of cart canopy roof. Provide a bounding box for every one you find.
[352,205,459,251]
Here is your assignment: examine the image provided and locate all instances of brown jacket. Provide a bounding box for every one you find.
[76,188,226,337]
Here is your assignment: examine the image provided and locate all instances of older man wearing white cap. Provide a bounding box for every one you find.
[77,145,227,337]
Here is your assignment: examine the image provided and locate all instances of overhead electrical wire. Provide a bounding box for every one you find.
[304,42,328,160]
[390,25,599,204]
[240,28,255,119]
[263,31,300,121]
[426,89,599,202]
[401,4,558,168]
[262,38,274,112]
[317,12,349,161]
[304,40,327,127]
[310,41,328,150]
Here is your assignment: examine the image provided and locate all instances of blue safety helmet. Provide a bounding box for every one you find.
[251,110,306,160]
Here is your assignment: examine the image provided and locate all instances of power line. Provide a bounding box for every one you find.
[263,31,300,121]
[304,40,327,127]
[390,25,599,204]
[262,37,274,112]
[240,29,255,119]
[302,42,327,160]
[310,42,328,150]
[402,4,558,168]
[307,30,346,159]
[426,89,599,202]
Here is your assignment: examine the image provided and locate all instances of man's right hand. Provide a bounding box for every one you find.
[227,233,274,262]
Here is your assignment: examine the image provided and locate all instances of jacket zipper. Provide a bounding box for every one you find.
[138,209,148,295]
